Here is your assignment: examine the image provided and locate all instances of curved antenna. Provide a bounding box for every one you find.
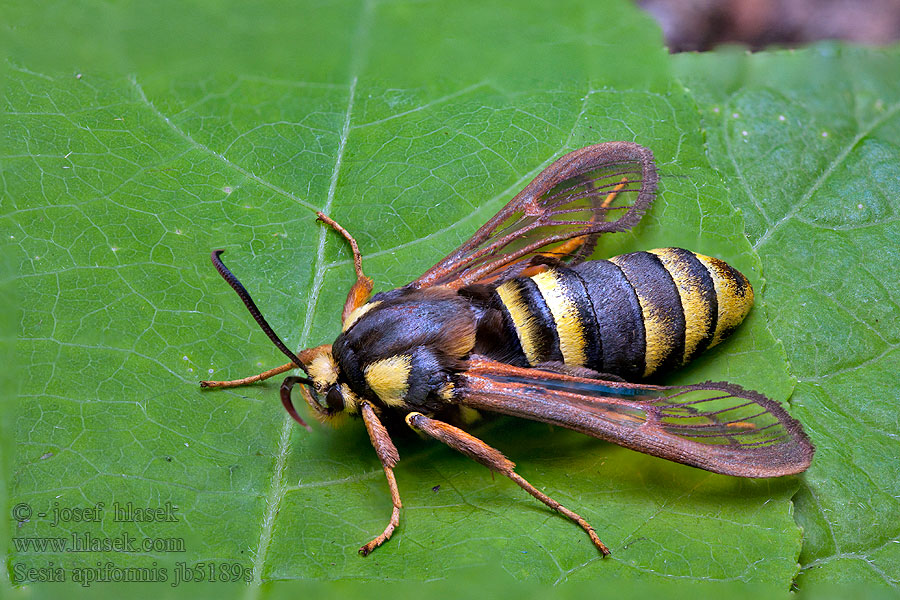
[210,250,306,373]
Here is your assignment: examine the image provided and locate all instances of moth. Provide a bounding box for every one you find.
[201,142,814,556]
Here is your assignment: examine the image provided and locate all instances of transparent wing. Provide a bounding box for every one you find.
[411,142,658,289]
[458,357,814,477]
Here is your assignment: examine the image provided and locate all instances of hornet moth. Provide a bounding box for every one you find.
[201,142,814,556]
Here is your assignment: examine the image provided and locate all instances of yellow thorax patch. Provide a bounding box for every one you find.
[364,355,412,407]
[342,301,382,332]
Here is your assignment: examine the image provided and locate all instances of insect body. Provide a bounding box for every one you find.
[324,248,752,419]
[201,142,813,557]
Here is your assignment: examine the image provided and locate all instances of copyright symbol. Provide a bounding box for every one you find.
[12,503,32,522]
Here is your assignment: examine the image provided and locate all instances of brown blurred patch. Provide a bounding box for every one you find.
[638,0,900,51]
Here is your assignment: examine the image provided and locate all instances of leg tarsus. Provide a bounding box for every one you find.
[199,346,331,389]
[506,471,610,556]
[359,402,403,556]
[316,211,366,281]
[405,411,610,556]
[315,211,374,320]
[359,469,401,556]
[200,361,296,388]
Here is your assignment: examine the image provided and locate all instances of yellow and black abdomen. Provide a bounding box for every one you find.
[491,248,754,380]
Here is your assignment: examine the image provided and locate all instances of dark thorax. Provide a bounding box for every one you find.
[333,286,479,414]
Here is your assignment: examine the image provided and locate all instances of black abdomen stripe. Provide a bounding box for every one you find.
[572,260,646,380]
[609,252,686,377]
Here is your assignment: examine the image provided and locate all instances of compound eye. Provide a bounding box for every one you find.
[325,385,345,413]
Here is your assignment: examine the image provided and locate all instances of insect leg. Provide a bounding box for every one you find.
[405,412,610,556]
[600,177,629,209]
[200,345,330,389]
[316,211,374,322]
[359,401,403,556]
[200,362,295,388]
[533,177,629,262]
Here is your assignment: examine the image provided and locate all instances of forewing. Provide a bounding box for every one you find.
[412,142,658,289]
[458,357,814,477]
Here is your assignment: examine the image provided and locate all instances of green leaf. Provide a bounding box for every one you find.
[674,44,900,587]
[5,0,824,594]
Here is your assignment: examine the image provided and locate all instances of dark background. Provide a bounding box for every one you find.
[640,0,900,51]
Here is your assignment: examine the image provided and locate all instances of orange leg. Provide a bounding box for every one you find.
[405,412,610,556]
[316,211,374,323]
[358,402,403,556]
[200,345,330,389]
[200,361,295,388]
[536,177,629,261]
